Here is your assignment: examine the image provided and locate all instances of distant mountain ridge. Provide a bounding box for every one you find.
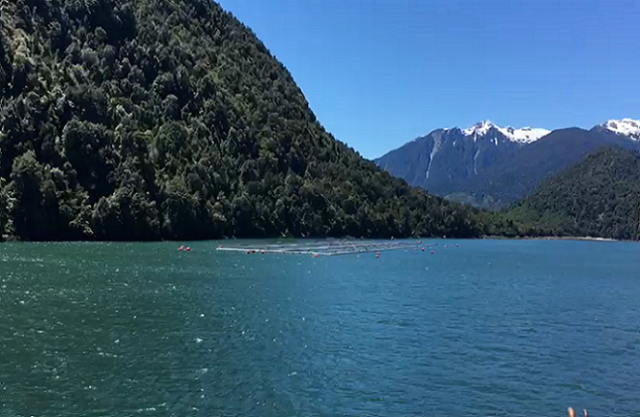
[459,120,550,144]
[375,119,640,208]
[375,121,550,197]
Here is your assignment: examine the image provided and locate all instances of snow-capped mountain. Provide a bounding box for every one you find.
[375,121,544,197]
[375,119,640,209]
[460,120,550,144]
[600,118,640,140]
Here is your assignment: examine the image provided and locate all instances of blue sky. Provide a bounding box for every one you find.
[217,0,640,159]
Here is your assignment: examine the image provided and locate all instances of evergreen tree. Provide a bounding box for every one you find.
[0,0,504,240]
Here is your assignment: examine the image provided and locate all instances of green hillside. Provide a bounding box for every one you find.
[0,0,501,241]
[507,147,640,240]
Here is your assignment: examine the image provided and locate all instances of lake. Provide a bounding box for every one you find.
[0,240,638,416]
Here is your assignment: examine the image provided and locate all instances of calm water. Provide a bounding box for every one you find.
[0,240,638,416]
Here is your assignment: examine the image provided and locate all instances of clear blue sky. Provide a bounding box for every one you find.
[217,0,639,159]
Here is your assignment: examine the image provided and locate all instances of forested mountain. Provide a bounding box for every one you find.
[507,147,640,240]
[378,122,640,209]
[0,0,501,241]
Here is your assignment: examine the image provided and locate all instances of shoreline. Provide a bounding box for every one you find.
[485,235,620,243]
[0,235,628,244]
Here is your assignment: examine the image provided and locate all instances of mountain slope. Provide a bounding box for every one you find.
[375,121,549,196]
[507,147,640,240]
[378,119,640,210]
[457,127,640,208]
[0,0,491,241]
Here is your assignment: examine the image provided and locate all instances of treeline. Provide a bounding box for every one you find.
[0,0,511,241]
[506,147,640,240]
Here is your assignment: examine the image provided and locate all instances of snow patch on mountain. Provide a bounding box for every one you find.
[462,120,550,144]
[462,120,495,137]
[499,126,551,144]
[601,119,640,140]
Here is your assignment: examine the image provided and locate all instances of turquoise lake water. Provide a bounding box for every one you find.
[0,239,638,416]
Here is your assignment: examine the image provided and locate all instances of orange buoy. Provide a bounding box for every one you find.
[186,247,191,252]
[313,253,318,258]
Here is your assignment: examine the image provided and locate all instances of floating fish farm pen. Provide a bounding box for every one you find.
[216,240,425,256]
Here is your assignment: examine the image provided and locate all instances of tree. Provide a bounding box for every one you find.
[0,0,502,241]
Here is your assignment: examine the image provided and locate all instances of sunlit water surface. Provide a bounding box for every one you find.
[1,239,638,416]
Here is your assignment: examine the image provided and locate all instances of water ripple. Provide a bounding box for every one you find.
[0,240,638,416]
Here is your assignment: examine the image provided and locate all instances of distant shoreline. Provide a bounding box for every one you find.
[485,235,620,243]
[0,234,627,244]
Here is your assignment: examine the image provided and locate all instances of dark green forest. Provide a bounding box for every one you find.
[506,147,640,240]
[0,0,513,241]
